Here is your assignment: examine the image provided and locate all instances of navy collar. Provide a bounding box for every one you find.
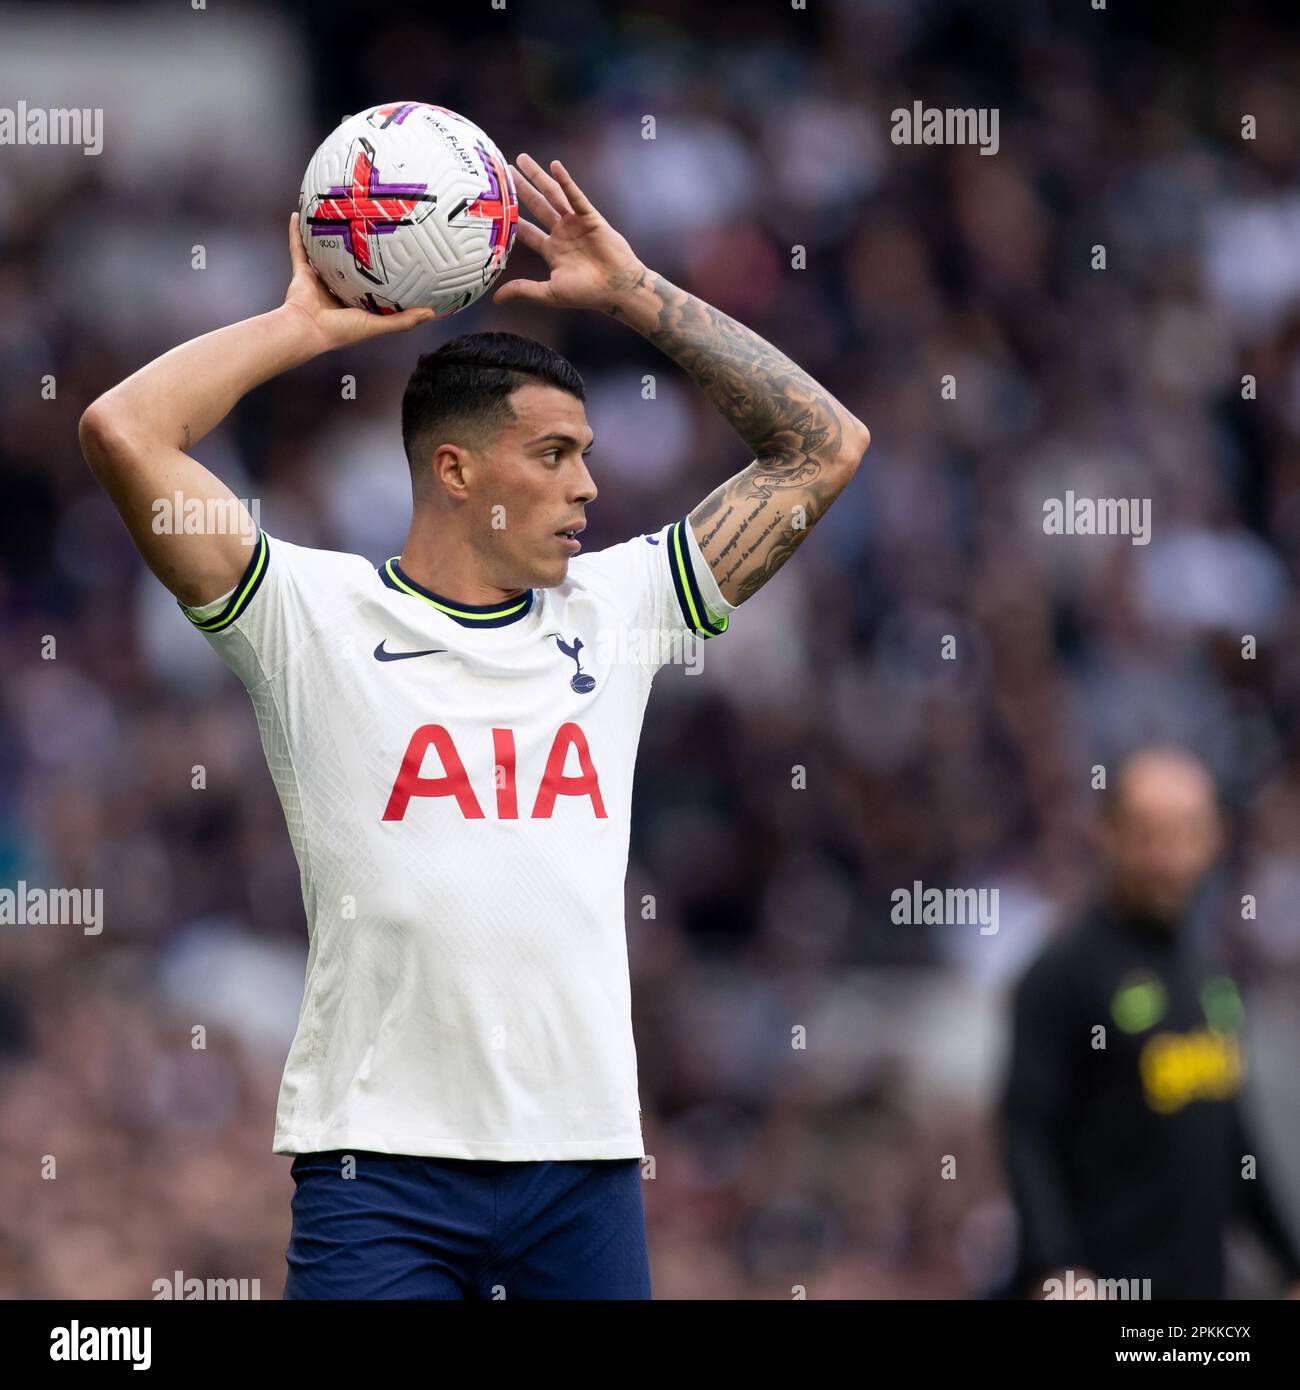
[379,557,534,628]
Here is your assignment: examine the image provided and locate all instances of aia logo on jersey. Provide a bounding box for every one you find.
[547,632,595,693]
[383,723,607,821]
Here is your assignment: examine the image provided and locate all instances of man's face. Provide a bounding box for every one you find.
[463,383,597,589]
[1105,754,1222,923]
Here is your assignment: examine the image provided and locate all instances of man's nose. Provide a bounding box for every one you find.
[573,458,598,504]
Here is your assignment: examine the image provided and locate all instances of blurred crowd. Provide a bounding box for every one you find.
[2,0,1300,1297]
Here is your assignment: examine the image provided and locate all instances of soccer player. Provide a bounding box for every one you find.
[78,153,870,1299]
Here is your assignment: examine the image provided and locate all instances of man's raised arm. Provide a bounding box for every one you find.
[494,152,870,609]
[78,214,432,608]
[605,272,869,606]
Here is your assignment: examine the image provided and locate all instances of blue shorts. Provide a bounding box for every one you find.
[283,1150,651,1300]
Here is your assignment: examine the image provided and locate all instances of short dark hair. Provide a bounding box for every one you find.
[401,332,585,485]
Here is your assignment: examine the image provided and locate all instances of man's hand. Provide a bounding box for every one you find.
[283,211,434,350]
[493,153,649,313]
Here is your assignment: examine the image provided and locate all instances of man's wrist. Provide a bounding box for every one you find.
[602,264,663,331]
[270,301,333,365]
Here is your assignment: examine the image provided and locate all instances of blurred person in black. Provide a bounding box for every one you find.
[1001,747,1300,1300]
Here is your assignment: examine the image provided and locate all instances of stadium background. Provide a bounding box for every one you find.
[2,0,1300,1297]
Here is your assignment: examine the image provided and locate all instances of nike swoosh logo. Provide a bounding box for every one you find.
[374,641,448,662]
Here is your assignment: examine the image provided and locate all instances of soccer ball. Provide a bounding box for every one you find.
[298,102,519,318]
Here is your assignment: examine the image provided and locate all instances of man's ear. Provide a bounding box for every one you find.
[431,442,472,500]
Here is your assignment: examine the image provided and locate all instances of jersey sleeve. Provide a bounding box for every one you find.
[575,514,736,674]
[177,531,347,690]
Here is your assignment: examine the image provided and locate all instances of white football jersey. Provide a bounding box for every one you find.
[181,516,733,1160]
